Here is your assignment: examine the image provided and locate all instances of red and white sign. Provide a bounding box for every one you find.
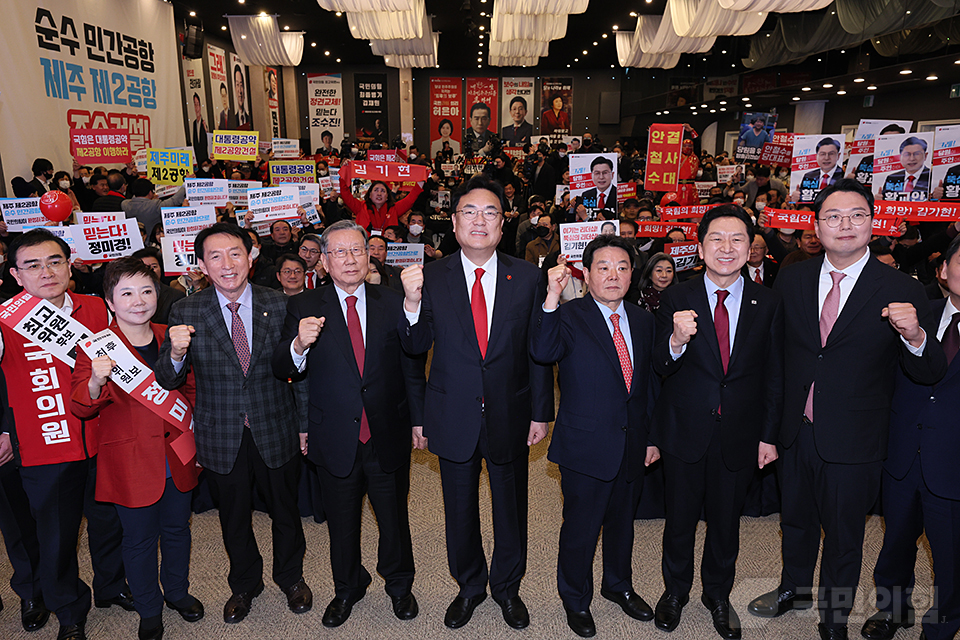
[466,77,499,131]
[78,212,122,225]
[366,150,397,163]
[429,77,463,160]
[660,205,711,220]
[760,133,795,169]
[665,240,699,271]
[70,128,131,164]
[635,222,698,238]
[645,124,684,191]
[159,235,197,275]
[875,200,960,222]
[345,161,429,183]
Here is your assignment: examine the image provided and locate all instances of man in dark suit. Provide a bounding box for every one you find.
[652,205,784,639]
[748,180,947,640]
[190,93,209,163]
[272,220,426,628]
[156,223,313,625]
[579,156,618,217]
[860,234,960,640]
[531,236,659,638]
[532,150,558,203]
[501,96,534,147]
[796,137,844,203]
[743,232,779,288]
[879,136,932,202]
[398,175,554,630]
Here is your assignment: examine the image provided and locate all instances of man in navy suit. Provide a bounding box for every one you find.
[860,234,960,640]
[531,235,659,638]
[399,174,554,630]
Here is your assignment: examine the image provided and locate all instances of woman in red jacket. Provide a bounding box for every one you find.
[71,258,201,640]
[338,159,424,234]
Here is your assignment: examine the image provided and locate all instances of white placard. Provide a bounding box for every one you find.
[847,120,913,187]
[247,186,300,222]
[160,235,197,275]
[272,138,300,159]
[79,212,122,225]
[0,198,46,231]
[185,179,229,206]
[559,221,620,262]
[161,206,217,236]
[933,124,960,202]
[385,243,425,267]
[874,132,935,202]
[790,134,846,203]
[227,180,262,208]
[296,183,320,207]
[70,220,144,262]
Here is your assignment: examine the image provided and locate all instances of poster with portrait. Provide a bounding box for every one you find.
[354,73,387,150]
[263,67,281,139]
[500,77,534,147]
[570,152,618,219]
[847,120,912,187]
[466,77,498,136]
[207,45,232,130]
[874,132,935,202]
[429,77,462,161]
[540,77,573,141]
[229,53,251,130]
[182,57,209,163]
[735,112,777,163]
[790,134,846,203]
[307,73,343,154]
[933,124,960,202]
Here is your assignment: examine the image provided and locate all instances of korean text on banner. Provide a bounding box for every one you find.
[559,221,620,262]
[933,124,960,201]
[760,133,795,169]
[184,179,228,206]
[659,205,711,220]
[79,212,122,225]
[666,240,699,272]
[70,220,144,262]
[430,77,463,160]
[70,129,131,164]
[384,243,425,267]
[346,161,429,183]
[636,222,698,238]
[161,206,217,236]
[227,180,261,208]
[307,73,344,154]
[765,208,814,230]
[466,77,499,131]
[0,292,93,369]
[875,200,960,222]
[272,138,300,159]
[296,184,320,208]
[212,130,258,161]
[247,186,300,222]
[270,160,316,185]
[0,198,47,232]
[645,124,684,191]
[146,148,191,186]
[160,235,197,275]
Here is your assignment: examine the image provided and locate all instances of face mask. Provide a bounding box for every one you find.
[59,180,71,189]
[696,169,703,178]
[351,147,359,155]
[558,151,566,158]
[201,165,211,172]
[529,215,539,226]
[45,171,54,180]
[81,175,90,184]
[409,153,417,160]
[733,198,745,205]
[535,226,550,238]
[583,140,592,147]
[317,169,329,177]
[408,224,424,236]
[250,246,260,261]
[755,202,766,212]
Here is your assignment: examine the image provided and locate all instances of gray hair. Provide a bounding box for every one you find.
[319,220,368,254]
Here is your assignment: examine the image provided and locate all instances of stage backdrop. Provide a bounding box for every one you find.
[0,0,183,183]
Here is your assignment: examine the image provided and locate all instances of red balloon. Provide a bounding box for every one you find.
[39,190,73,223]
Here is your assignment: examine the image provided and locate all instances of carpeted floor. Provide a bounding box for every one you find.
[0,432,933,640]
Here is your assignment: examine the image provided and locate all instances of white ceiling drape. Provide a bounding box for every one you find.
[670,0,767,38]
[717,0,832,11]
[634,3,716,53]
[494,0,588,13]
[369,14,434,55]
[226,15,304,66]
[382,32,439,67]
[317,0,415,9]
[490,11,569,41]
[489,39,550,58]
[616,32,681,68]
[345,0,425,40]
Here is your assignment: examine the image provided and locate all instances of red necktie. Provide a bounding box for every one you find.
[227,302,250,427]
[306,272,315,289]
[804,271,845,421]
[819,174,829,190]
[715,290,730,373]
[610,313,632,392]
[754,269,763,285]
[943,312,960,366]
[346,295,371,443]
[471,268,488,358]
[905,175,915,193]
[598,192,606,209]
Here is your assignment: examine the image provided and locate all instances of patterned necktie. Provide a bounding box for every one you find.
[598,192,606,209]
[905,175,915,193]
[715,290,730,373]
[610,313,632,392]
[819,173,829,190]
[942,312,960,366]
[346,295,371,443]
[227,302,250,427]
[804,271,846,421]
[471,268,488,358]
[754,268,763,285]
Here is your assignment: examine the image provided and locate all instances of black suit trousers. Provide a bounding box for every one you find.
[206,428,305,594]
[661,423,753,601]
[557,451,642,612]
[779,422,882,628]
[0,464,41,601]
[873,458,960,640]
[315,439,415,602]
[438,420,528,601]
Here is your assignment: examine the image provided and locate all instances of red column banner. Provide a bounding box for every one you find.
[874,200,960,222]
[346,161,430,183]
[429,78,463,161]
[645,124,684,191]
[466,77,499,132]
[636,222,699,238]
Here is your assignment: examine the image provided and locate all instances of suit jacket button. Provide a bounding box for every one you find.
[710,409,717,417]
[818,354,823,360]
[930,396,936,403]
[361,386,367,393]
[354,417,360,423]
[720,383,727,389]
[621,425,627,432]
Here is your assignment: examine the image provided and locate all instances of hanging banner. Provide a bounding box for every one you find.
[264,66,281,139]
[0,0,183,181]
[307,73,343,154]
[500,77,534,147]
[211,131,258,161]
[790,134,846,203]
[847,120,912,187]
[933,125,960,202]
[659,205,712,220]
[875,200,960,222]
[229,53,251,130]
[465,77,498,153]
[540,77,573,141]
[874,132,935,202]
[182,56,209,163]
[269,160,317,185]
[735,112,777,163]
[355,72,387,150]
[429,77,462,160]
[345,161,429,183]
[0,198,47,232]
[704,76,739,100]
[70,129,131,164]
[645,124,684,192]
[70,220,144,262]
[160,235,197,275]
[765,207,902,236]
[636,221,699,238]
[570,153,618,218]
[208,44,233,129]
[161,206,217,236]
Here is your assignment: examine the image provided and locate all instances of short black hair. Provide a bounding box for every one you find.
[107,173,126,191]
[220,82,227,94]
[601,221,617,234]
[276,253,307,271]
[697,204,755,244]
[470,102,490,118]
[620,219,638,234]
[299,233,322,249]
[194,222,252,262]
[590,156,614,172]
[438,118,454,134]
[451,174,506,216]
[812,178,874,218]
[131,178,155,198]
[321,130,333,141]
[509,96,527,110]
[755,166,771,178]
[132,246,162,262]
[31,158,53,176]
[816,137,842,153]
[900,136,928,153]
[270,219,293,233]
[9,228,71,268]
[880,124,906,135]
[102,256,159,302]
[582,234,635,270]
[943,234,960,267]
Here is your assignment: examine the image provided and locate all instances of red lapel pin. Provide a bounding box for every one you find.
[506,275,512,280]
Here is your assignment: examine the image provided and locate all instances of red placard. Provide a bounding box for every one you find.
[69,128,131,164]
[635,221,698,238]
[617,182,637,203]
[465,77,499,131]
[765,208,814,230]
[760,134,793,168]
[346,161,430,183]
[659,204,711,220]
[665,240,700,271]
[430,78,463,160]
[645,124,684,191]
[874,200,960,222]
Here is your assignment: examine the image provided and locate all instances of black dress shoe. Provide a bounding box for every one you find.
[223,581,264,624]
[494,595,530,629]
[701,595,742,639]
[655,592,689,631]
[281,578,313,614]
[600,588,654,622]
[164,595,204,622]
[322,595,363,628]
[94,588,136,611]
[564,607,597,638]
[861,610,914,640]
[747,587,813,618]
[137,620,163,640]
[57,619,87,640]
[818,623,849,640]
[21,596,51,631]
[444,593,487,629]
[390,592,419,620]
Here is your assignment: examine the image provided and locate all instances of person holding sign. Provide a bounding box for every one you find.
[338,161,424,235]
[70,258,202,640]
[531,236,659,638]
[652,205,784,640]
[878,137,933,201]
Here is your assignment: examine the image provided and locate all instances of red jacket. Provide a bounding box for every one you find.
[339,167,423,232]
[71,322,199,508]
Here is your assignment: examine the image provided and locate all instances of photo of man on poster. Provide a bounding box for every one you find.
[234,64,251,130]
[501,96,533,146]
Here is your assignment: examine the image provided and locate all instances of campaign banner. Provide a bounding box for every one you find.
[318,176,335,198]
[635,222,699,238]
[161,206,216,236]
[159,235,197,275]
[355,73,386,150]
[146,148,191,186]
[0,292,93,368]
[264,67,281,139]
[367,150,397,162]
[0,198,47,231]
[760,134,794,168]
[385,243,424,267]
[227,180,261,208]
[70,220,144,262]
[466,77,499,135]
[440,162,458,177]
[617,182,637,204]
[307,73,344,154]
[875,200,960,222]
[704,76,739,100]
[211,131,258,161]
[184,179,228,206]
[229,52,250,131]
[847,120,913,187]
[665,240,699,272]
[570,153,618,216]
[660,205,712,220]
[717,164,746,184]
[345,161,429,183]
[874,132,935,202]
[430,77,463,160]
[540,77,573,141]
[645,124,684,191]
[933,125,960,202]
[696,182,715,199]
[500,77,535,147]
[559,221,620,262]
[208,45,230,128]
[791,134,846,203]
[69,128,131,164]
[429,190,450,209]
[735,112,777,163]
[78,212,121,225]
[247,186,300,222]
[182,56,209,163]
[272,138,299,159]
[765,208,814,230]
[295,183,320,208]
[269,160,316,185]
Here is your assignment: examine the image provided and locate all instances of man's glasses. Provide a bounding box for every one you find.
[456,208,501,221]
[818,213,870,228]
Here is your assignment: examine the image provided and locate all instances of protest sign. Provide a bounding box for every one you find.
[0,198,47,231]
[384,243,425,267]
[70,220,144,262]
[161,206,217,236]
[247,186,300,222]
[69,129,131,164]
[212,131,259,161]
[185,179,229,206]
[645,124,683,191]
[160,235,198,275]
[559,221,620,262]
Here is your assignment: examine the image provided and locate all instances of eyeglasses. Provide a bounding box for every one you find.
[280,268,304,276]
[299,247,320,256]
[456,207,502,221]
[818,213,870,228]
[325,246,367,259]
[16,258,67,274]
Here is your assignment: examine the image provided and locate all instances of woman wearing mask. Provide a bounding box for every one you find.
[52,171,82,214]
[637,252,677,314]
[339,160,424,234]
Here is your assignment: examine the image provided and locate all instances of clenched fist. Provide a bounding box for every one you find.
[545,256,571,309]
[882,302,924,347]
[169,325,196,362]
[670,310,698,353]
[294,316,325,355]
[88,355,116,399]
[401,265,424,312]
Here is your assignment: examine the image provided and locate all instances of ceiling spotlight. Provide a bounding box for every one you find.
[238,0,244,3]
[731,64,736,67]
[710,109,716,113]
[721,50,727,54]
[478,57,482,61]
[646,0,653,3]
[792,96,800,101]
[480,11,486,16]
[283,25,289,30]
[700,103,707,108]
[692,112,698,116]
[335,11,341,16]
[926,74,938,80]
[593,42,598,46]
[900,69,912,74]
[189,11,196,17]
[719,107,725,111]
[656,111,662,115]
[719,100,726,105]
[241,34,246,39]
[630,11,637,17]
[612,25,618,30]
[574,58,579,61]
[867,85,877,90]
[479,34,484,38]
[854,77,865,83]
[325,50,330,55]
[836,90,846,95]
[741,96,750,101]
[336,58,341,62]
[311,42,316,47]
[566,64,570,68]
[479,25,484,30]
[823,83,833,88]
[690,105,696,109]
[602,33,608,38]
[221,25,227,30]
[478,65,482,68]
[802,86,811,91]
[744,103,751,108]
[583,50,588,55]
[663,110,669,114]
[258,11,266,16]
[955,59,960,64]
[610,64,615,68]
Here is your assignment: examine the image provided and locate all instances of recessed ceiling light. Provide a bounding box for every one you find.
[663,110,669,114]
[854,77,865,83]
[566,64,570,68]
[612,25,618,30]
[189,11,196,17]
[602,33,607,38]
[710,109,716,113]
[241,34,246,39]
[479,34,484,39]
[283,25,289,30]
[741,96,750,101]
[792,96,800,101]
[900,69,912,75]
[690,105,696,109]
[479,25,484,30]
[955,59,960,64]
[744,104,751,108]
[221,25,227,30]
[867,85,877,90]
[656,111,662,115]
[477,57,482,62]
[574,58,579,62]
[719,100,727,105]
[478,65,482,68]
[630,11,637,17]
[721,50,727,54]
[823,83,833,88]
[693,112,698,115]
[926,74,938,81]
[311,42,316,47]
[336,58,341,62]
[583,50,588,55]
[238,0,244,3]
[335,11,341,16]
[836,90,846,95]
[258,11,266,17]
[802,86,811,91]
[593,42,598,46]
[700,104,707,108]
[719,107,725,112]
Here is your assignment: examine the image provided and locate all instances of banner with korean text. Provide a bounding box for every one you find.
[645,124,684,191]
[466,77,499,133]
[307,73,343,154]
[212,131,258,161]
[71,220,144,262]
[430,78,463,161]
[160,235,197,276]
[70,128,131,164]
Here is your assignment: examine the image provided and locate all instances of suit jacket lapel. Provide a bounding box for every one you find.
[800,256,824,345]
[486,253,515,357]
[447,252,483,359]
[249,287,272,371]
[729,281,760,371]
[929,299,960,386]
[689,276,724,371]
[827,256,882,345]
[362,284,383,379]
[583,294,628,388]
[199,290,241,372]
[321,286,362,379]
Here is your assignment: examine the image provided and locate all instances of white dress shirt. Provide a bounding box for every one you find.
[671,275,744,360]
[405,251,498,337]
[937,297,960,342]
[593,298,634,364]
[172,283,253,373]
[292,283,367,371]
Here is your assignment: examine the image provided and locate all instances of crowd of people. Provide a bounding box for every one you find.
[1,126,958,640]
